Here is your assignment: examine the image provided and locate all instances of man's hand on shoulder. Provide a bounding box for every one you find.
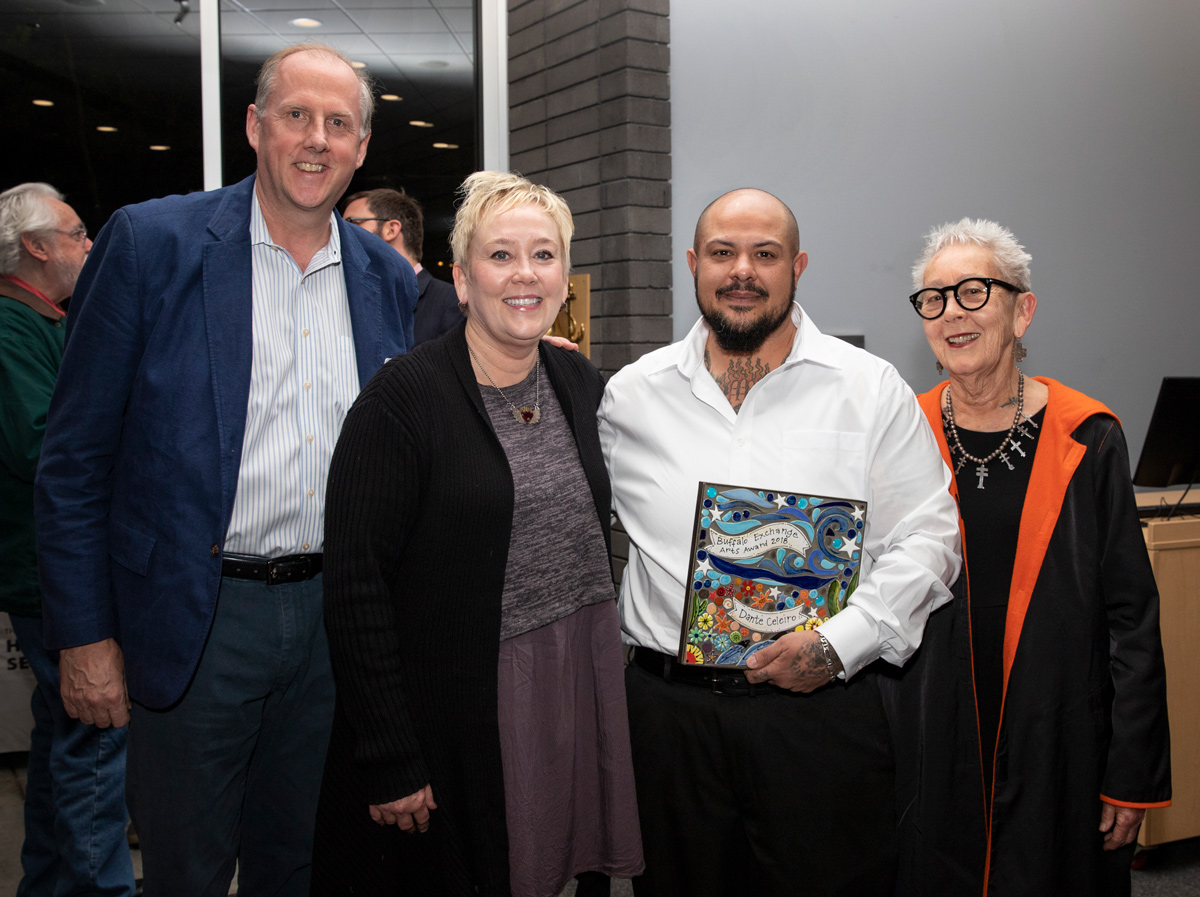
[59,638,130,728]
[541,334,579,352]
[743,630,839,693]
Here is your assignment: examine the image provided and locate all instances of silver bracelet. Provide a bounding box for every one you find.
[816,630,838,683]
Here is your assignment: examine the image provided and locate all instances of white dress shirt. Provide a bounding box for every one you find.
[598,303,961,679]
[223,192,360,558]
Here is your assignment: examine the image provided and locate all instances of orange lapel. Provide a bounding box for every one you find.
[1001,378,1113,696]
[918,384,956,495]
[919,383,990,854]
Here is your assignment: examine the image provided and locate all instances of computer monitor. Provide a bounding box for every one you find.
[1133,377,1200,488]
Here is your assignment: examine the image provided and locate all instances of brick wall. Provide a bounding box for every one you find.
[507,0,672,379]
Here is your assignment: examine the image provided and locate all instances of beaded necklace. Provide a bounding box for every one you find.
[943,373,1038,490]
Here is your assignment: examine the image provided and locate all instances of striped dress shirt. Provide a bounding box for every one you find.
[223,193,360,558]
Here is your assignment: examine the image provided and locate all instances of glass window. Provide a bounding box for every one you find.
[3,0,205,233]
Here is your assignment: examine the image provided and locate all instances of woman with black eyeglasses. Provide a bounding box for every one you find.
[883,218,1170,897]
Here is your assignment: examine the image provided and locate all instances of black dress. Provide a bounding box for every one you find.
[951,408,1043,799]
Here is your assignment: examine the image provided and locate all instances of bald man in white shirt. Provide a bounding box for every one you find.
[598,188,961,897]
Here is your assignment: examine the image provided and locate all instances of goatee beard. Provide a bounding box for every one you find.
[697,279,795,353]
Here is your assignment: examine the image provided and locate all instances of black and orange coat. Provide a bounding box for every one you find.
[881,377,1170,896]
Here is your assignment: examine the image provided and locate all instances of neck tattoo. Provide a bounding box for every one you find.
[705,347,770,413]
[468,345,541,424]
[943,372,1039,489]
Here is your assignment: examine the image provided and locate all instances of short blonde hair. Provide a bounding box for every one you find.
[449,171,573,271]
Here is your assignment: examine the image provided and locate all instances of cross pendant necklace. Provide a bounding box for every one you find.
[943,373,1025,492]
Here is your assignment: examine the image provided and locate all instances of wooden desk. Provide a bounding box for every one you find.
[1139,515,1200,847]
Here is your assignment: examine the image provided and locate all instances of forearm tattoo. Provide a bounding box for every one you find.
[705,348,771,412]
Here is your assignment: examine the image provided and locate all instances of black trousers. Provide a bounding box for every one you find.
[625,659,897,897]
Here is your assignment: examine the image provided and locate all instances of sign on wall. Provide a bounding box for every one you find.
[1,614,37,754]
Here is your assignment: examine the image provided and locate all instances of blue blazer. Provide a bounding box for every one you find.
[34,175,417,708]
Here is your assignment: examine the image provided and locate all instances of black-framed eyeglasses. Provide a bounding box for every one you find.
[343,216,392,227]
[908,277,1020,320]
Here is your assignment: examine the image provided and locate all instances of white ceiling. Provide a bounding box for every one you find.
[1,0,475,93]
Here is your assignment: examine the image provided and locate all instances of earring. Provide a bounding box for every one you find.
[936,360,944,375]
[1013,337,1027,365]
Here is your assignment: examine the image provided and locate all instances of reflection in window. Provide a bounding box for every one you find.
[3,0,204,233]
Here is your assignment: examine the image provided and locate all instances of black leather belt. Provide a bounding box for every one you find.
[221,553,323,586]
[632,647,761,697]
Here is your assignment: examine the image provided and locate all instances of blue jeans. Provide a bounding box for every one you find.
[9,614,135,897]
[125,573,334,897]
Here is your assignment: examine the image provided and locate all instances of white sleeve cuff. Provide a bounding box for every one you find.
[817,605,880,680]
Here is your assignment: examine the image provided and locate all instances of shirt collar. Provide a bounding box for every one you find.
[0,275,65,320]
[249,191,342,270]
[656,302,845,378]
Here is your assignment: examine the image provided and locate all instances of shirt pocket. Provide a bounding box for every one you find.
[778,430,868,498]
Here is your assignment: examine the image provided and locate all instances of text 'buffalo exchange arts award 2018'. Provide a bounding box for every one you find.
[678,483,868,668]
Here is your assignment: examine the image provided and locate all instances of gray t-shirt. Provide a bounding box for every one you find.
[479,359,615,640]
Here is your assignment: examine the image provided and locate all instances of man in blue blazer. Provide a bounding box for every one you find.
[34,43,416,897]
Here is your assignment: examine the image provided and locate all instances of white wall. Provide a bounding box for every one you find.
[670,0,1200,464]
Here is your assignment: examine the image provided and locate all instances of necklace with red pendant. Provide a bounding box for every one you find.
[468,345,541,424]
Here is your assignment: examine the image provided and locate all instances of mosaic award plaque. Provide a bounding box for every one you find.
[678,483,868,668]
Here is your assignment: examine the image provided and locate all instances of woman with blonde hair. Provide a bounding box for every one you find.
[311,171,642,895]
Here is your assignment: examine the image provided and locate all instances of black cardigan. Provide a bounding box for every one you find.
[312,323,610,896]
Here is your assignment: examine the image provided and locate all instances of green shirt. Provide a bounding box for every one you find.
[0,288,65,617]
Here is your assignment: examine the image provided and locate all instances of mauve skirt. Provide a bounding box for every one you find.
[497,599,644,897]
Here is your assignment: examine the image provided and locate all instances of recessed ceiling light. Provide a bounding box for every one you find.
[350,61,366,69]
[409,120,434,128]
[380,94,402,102]
[290,17,321,27]
[432,142,458,149]
[96,125,118,132]
[33,99,54,107]
[149,145,171,151]
[420,60,450,70]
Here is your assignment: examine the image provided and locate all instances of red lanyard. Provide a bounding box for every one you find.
[1,275,65,318]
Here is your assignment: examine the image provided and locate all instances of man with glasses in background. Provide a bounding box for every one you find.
[1,183,136,896]
[343,187,461,344]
